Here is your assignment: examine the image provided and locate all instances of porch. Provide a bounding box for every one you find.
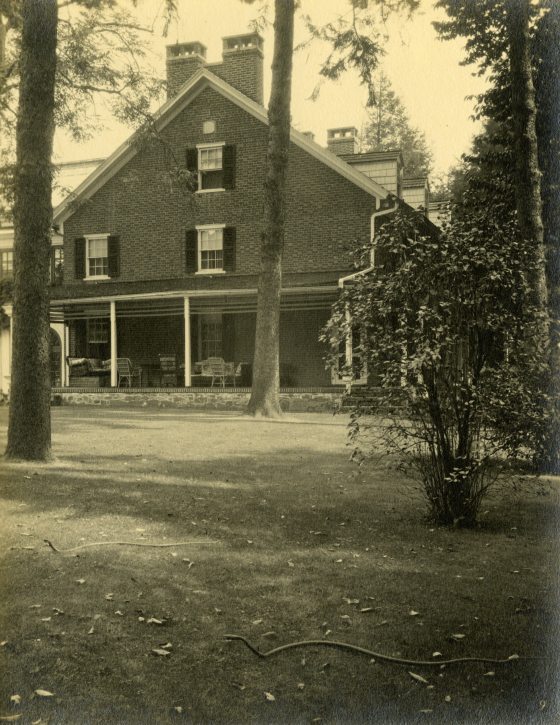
[49,288,343,392]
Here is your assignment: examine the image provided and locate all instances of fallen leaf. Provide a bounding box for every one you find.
[104,593,114,601]
[287,560,295,567]
[147,618,163,625]
[138,617,145,622]
[0,715,22,722]
[232,682,246,691]
[174,706,183,713]
[151,648,171,656]
[297,683,305,690]
[264,692,275,702]
[444,695,451,702]
[34,689,55,697]
[483,671,495,677]
[409,610,420,616]
[160,642,173,649]
[52,608,64,616]
[408,672,429,685]
[419,709,433,714]
[88,627,94,635]
[432,652,442,658]
[115,611,124,616]
[262,631,277,639]
[451,633,466,640]
[343,598,359,605]
[252,619,263,625]
[75,579,86,585]
[40,617,51,622]
[508,654,519,660]
[9,695,21,706]
[29,605,42,609]
[360,607,373,613]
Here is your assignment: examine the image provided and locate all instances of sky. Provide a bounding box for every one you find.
[54,0,488,180]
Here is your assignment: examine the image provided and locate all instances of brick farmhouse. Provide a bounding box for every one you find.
[0,33,434,400]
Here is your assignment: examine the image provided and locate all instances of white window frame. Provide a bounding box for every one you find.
[0,249,13,278]
[196,142,226,194]
[85,234,110,280]
[195,224,226,275]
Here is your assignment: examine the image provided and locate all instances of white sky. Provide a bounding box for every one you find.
[54,0,488,179]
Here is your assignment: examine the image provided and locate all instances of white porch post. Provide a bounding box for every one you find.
[344,305,353,393]
[64,323,70,386]
[184,295,191,387]
[110,300,117,387]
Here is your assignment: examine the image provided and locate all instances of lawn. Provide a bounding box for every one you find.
[0,405,558,724]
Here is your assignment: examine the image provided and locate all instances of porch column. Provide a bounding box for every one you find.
[1,304,12,396]
[183,295,191,386]
[344,305,354,390]
[64,323,70,386]
[110,300,117,387]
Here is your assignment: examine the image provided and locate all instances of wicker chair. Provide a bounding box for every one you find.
[116,358,142,387]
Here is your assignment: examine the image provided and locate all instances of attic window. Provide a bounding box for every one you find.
[203,120,216,135]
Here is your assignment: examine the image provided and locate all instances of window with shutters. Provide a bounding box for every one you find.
[198,143,224,191]
[197,225,224,273]
[186,143,235,192]
[85,235,109,278]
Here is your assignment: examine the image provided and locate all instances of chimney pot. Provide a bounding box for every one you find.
[327,127,358,156]
[166,41,207,98]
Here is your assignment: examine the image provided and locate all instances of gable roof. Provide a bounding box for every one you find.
[53,67,389,224]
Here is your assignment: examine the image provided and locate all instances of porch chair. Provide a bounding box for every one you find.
[116,358,142,387]
[201,356,227,388]
[224,361,242,387]
[158,354,178,387]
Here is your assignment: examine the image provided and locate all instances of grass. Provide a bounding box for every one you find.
[0,405,558,724]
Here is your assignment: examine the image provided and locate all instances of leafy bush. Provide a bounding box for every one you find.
[327,205,544,526]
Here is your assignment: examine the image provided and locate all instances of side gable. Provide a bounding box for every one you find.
[54,68,388,225]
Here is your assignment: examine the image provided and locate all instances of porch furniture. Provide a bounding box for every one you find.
[191,358,243,387]
[67,357,111,387]
[159,354,178,387]
[116,357,142,387]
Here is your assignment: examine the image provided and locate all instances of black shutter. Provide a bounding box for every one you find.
[223,226,236,272]
[186,147,199,191]
[223,144,236,189]
[185,229,198,273]
[107,235,120,278]
[74,237,86,279]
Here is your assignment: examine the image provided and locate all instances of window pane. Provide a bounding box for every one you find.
[199,146,222,170]
[87,238,108,276]
[0,250,13,277]
[199,228,223,270]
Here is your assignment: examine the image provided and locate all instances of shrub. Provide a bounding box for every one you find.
[327,205,544,526]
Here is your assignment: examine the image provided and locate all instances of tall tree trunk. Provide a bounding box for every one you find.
[506,0,548,314]
[247,0,295,417]
[6,0,58,460]
[506,0,557,472]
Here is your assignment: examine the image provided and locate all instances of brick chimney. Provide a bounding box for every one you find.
[166,42,207,99]
[327,127,358,156]
[210,33,264,105]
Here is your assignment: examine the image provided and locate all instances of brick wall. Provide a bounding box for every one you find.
[62,86,375,293]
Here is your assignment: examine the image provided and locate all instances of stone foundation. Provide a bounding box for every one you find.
[50,387,343,413]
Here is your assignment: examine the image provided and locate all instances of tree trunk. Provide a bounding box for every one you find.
[506,0,557,472]
[6,0,58,460]
[506,0,549,315]
[247,0,295,417]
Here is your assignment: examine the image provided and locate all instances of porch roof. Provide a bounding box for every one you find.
[49,284,338,321]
